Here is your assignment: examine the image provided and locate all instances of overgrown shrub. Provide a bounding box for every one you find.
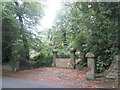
[57,49,70,58]
[28,50,53,68]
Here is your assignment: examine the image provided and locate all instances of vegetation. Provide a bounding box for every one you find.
[2,1,119,73]
[49,2,119,72]
[2,1,45,68]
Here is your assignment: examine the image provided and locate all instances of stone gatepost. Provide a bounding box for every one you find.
[85,52,95,80]
[52,49,58,67]
[69,48,76,69]
[15,61,19,71]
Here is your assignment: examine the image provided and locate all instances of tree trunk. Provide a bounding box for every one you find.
[14,2,30,61]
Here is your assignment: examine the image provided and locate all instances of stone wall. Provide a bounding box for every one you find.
[52,48,76,69]
[104,54,119,80]
[85,53,119,81]
[2,63,13,71]
[55,58,71,68]
[2,61,19,72]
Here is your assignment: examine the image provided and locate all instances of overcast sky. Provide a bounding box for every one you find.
[36,0,61,32]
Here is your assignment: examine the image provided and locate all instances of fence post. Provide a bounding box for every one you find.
[85,52,95,80]
[52,49,58,67]
[69,48,76,69]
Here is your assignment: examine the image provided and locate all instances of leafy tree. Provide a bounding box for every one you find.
[86,2,119,72]
[2,1,119,72]
[50,2,119,72]
[2,1,44,66]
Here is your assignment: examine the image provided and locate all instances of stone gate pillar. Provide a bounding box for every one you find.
[69,48,76,69]
[15,61,19,71]
[52,49,58,67]
[85,52,95,80]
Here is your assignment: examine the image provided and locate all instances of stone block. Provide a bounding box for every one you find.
[85,52,95,58]
[86,52,95,80]
[86,71,95,80]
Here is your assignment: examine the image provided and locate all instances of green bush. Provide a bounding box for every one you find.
[72,32,89,54]
[96,55,113,73]
[57,49,70,58]
[75,60,87,70]
[29,50,53,68]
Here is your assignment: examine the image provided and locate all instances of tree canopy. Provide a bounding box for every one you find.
[49,2,119,72]
[2,1,44,66]
[2,1,119,72]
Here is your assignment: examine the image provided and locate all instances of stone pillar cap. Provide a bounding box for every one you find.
[85,52,95,57]
[53,49,58,53]
[70,48,76,52]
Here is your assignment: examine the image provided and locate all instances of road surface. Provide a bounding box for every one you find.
[2,76,71,88]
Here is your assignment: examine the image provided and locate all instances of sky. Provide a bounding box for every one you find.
[36,0,61,32]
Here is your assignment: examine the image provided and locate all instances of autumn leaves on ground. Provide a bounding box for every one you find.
[3,67,118,88]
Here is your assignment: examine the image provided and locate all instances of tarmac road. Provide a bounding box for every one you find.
[2,76,71,88]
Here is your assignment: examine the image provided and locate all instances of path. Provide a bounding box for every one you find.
[3,76,71,88]
[3,67,118,88]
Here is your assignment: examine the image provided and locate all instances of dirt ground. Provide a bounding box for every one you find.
[2,67,119,88]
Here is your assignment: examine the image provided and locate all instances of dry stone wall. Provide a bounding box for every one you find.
[52,48,76,69]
